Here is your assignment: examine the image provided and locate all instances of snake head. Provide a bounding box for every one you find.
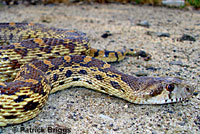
[135,77,196,104]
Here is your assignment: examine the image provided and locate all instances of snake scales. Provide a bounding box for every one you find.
[0,23,194,126]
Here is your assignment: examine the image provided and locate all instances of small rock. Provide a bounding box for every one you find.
[99,114,113,121]
[137,20,150,28]
[40,16,52,23]
[193,91,199,96]
[178,112,182,116]
[135,71,148,76]
[178,122,185,126]
[168,110,174,114]
[101,31,112,38]
[152,131,157,134]
[179,34,196,42]
[146,31,170,37]
[146,66,157,71]
[169,60,183,66]
[113,127,120,131]
[156,32,170,37]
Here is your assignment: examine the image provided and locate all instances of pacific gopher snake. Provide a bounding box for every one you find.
[0,23,195,126]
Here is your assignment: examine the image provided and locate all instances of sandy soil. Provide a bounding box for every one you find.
[0,3,199,134]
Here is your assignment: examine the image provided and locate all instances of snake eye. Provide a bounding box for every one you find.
[166,84,175,92]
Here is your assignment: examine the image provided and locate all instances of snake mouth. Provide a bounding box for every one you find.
[155,79,195,104]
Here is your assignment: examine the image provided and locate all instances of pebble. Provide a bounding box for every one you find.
[169,60,183,66]
[40,16,52,23]
[146,66,157,71]
[135,70,148,76]
[178,122,186,126]
[146,31,170,37]
[178,112,182,116]
[179,34,196,42]
[194,116,200,128]
[101,31,112,38]
[98,114,113,121]
[137,20,150,28]
[156,32,170,37]
[193,91,199,96]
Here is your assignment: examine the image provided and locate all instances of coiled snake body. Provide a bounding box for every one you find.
[0,23,194,126]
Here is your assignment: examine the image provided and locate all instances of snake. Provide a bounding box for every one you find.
[0,23,195,126]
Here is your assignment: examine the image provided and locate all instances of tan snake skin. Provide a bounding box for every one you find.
[0,23,195,126]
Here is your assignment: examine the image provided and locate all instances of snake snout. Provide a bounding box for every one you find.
[160,78,195,104]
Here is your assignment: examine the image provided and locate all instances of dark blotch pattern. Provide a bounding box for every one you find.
[23,101,39,111]
[49,57,64,66]
[1,45,15,49]
[64,42,76,53]
[72,66,80,68]
[86,80,92,84]
[104,51,110,57]
[94,50,99,57]
[120,74,138,90]
[31,83,47,96]
[53,74,59,82]
[73,78,80,81]
[0,81,32,95]
[10,59,22,69]
[71,54,84,63]
[101,87,106,91]
[95,75,104,80]
[59,68,64,72]
[14,95,29,103]
[46,72,51,75]
[4,115,18,119]
[14,48,28,57]
[50,66,59,71]
[2,57,9,61]
[59,81,65,85]
[65,70,73,78]
[55,52,60,55]
[110,81,121,89]
[79,70,87,75]
[36,54,42,57]
[40,46,52,53]
[32,60,49,72]
[20,39,39,49]
[86,59,105,68]
[107,74,118,78]
[121,89,125,92]
[150,85,163,97]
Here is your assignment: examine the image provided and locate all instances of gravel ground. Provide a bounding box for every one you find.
[0,3,199,134]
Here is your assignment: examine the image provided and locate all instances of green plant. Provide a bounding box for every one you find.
[186,0,200,8]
